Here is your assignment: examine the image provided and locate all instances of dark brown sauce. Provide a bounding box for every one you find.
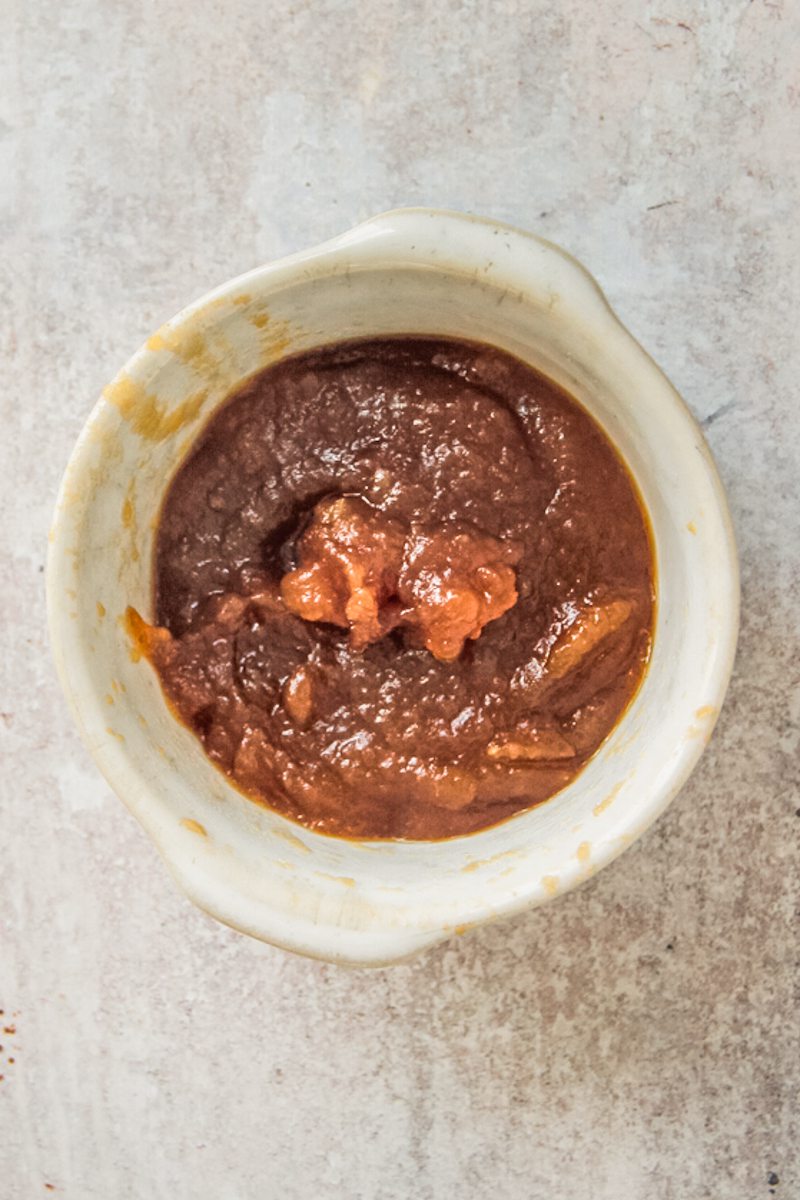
[140,337,655,839]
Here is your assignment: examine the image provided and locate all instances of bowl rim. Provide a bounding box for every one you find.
[47,207,740,964]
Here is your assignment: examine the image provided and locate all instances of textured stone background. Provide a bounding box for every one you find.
[2,1,798,1197]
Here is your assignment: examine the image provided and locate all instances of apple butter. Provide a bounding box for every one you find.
[138,337,655,839]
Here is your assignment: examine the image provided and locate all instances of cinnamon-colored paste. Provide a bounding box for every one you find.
[138,338,654,839]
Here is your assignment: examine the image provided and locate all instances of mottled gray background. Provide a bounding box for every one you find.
[2,1,798,1197]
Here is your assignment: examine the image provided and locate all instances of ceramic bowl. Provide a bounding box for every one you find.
[47,208,739,966]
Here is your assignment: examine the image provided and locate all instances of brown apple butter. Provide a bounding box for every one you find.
[138,337,654,839]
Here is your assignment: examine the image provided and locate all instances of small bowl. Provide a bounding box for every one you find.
[47,208,739,966]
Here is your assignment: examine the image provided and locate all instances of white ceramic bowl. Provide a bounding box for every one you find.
[48,208,739,966]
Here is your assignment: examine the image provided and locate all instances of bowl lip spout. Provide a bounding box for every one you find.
[47,207,740,967]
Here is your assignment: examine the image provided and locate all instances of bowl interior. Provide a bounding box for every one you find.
[49,213,737,959]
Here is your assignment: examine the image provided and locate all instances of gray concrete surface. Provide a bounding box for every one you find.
[2,1,798,1197]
